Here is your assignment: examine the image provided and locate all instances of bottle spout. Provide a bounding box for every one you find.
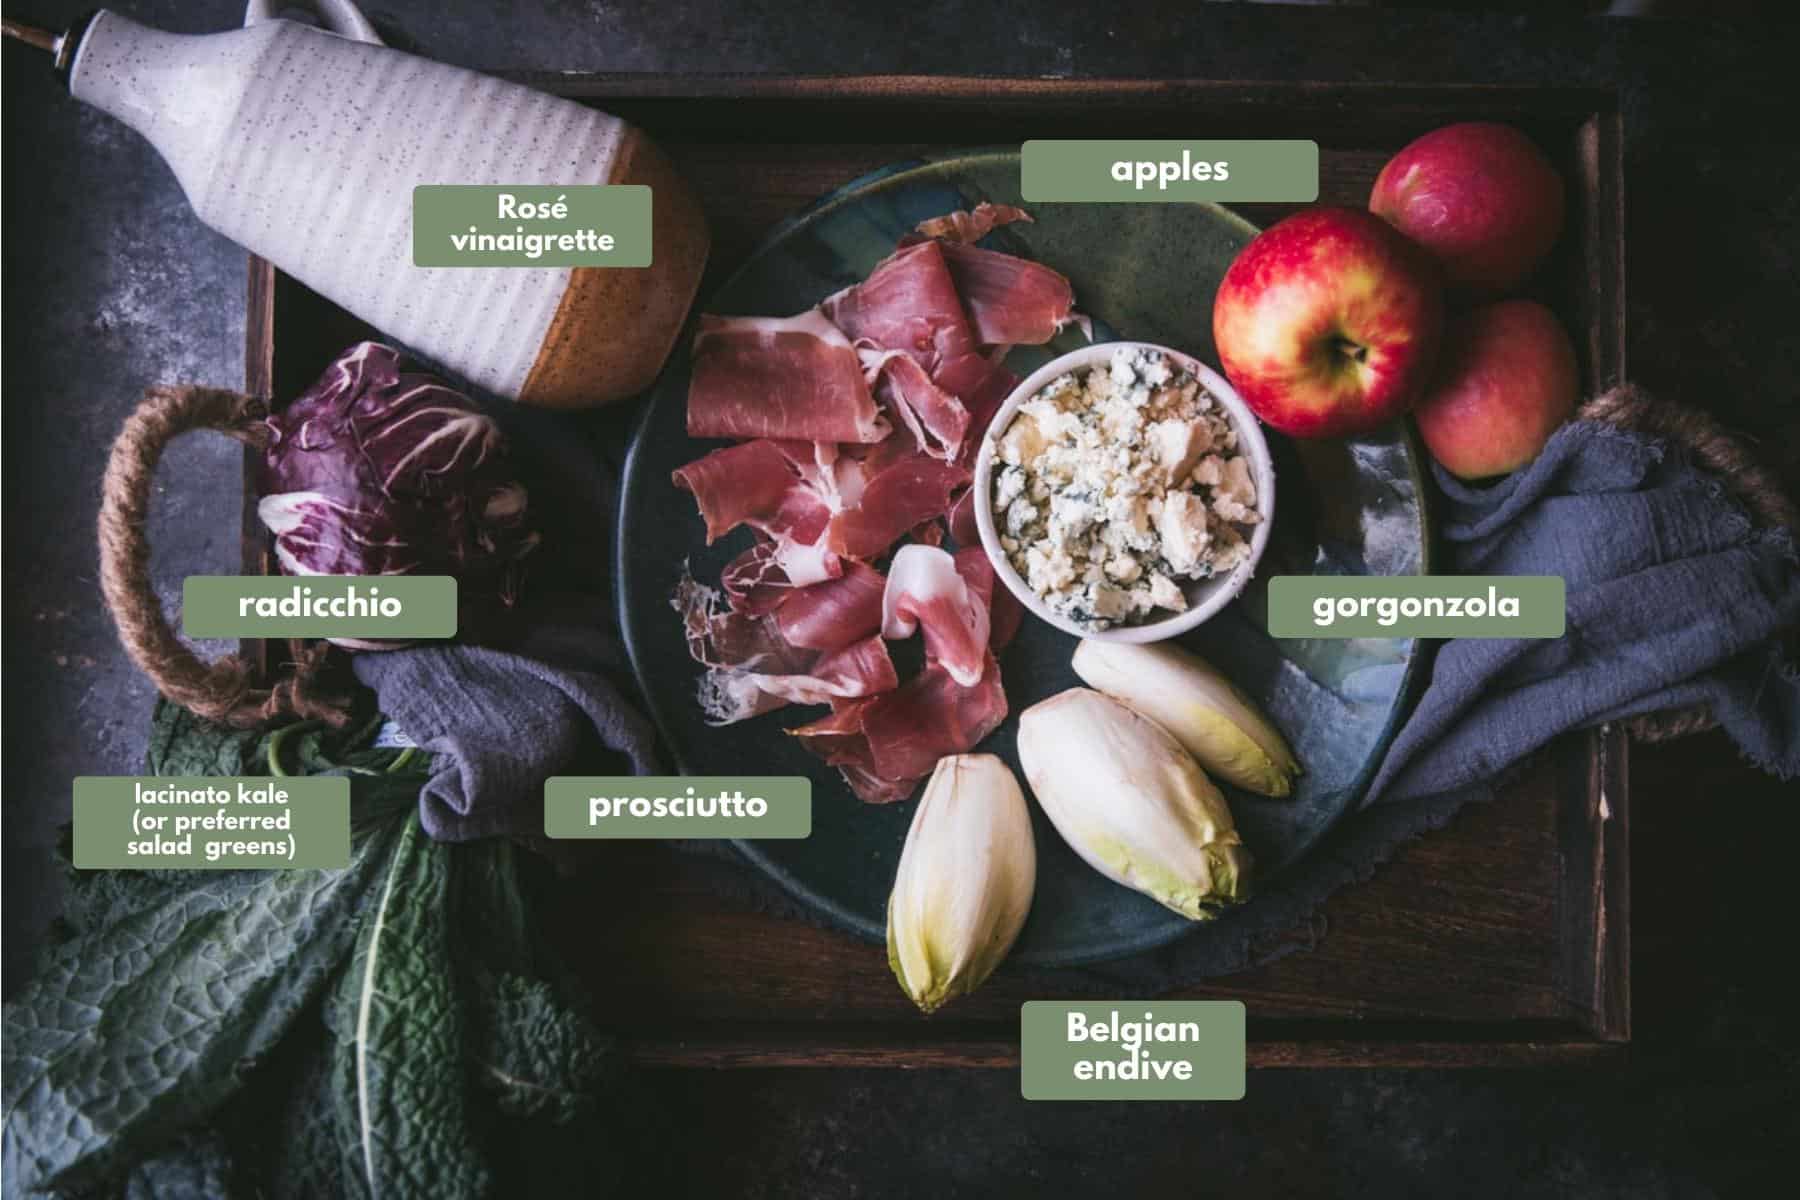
[1,18,59,53]
[2,12,98,85]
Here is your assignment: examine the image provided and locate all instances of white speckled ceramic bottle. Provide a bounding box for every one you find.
[66,1,707,407]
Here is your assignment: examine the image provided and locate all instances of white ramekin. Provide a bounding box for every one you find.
[972,342,1276,644]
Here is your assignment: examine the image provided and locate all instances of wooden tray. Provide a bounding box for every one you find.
[243,77,1628,1069]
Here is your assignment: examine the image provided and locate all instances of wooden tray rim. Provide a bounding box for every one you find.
[242,73,1629,1067]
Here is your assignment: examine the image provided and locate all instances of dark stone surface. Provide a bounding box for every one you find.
[3,2,1795,1195]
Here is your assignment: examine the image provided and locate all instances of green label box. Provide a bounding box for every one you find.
[413,184,653,267]
[1020,1001,1246,1100]
[182,575,457,640]
[545,776,812,839]
[1266,575,1567,639]
[73,776,351,870]
[1022,140,1319,203]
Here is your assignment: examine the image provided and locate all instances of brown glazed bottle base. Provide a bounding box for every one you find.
[517,126,710,409]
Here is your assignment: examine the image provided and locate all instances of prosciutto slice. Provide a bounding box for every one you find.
[946,489,979,547]
[687,310,888,444]
[675,572,898,724]
[952,545,1022,652]
[824,240,992,399]
[673,439,838,586]
[862,654,1006,779]
[791,654,1008,803]
[703,635,896,723]
[823,453,967,559]
[775,561,887,652]
[679,434,965,578]
[716,543,849,618]
[882,544,990,687]
[913,202,1033,245]
[719,540,803,617]
[678,429,965,588]
[955,363,1020,470]
[672,440,823,544]
[785,699,915,805]
[868,353,971,462]
[936,240,1075,348]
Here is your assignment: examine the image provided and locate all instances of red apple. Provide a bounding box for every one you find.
[1212,207,1444,439]
[1370,122,1564,296]
[1414,299,1578,479]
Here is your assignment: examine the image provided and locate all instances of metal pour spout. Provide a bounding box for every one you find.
[2,14,95,77]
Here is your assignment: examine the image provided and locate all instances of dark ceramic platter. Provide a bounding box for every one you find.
[618,151,1430,967]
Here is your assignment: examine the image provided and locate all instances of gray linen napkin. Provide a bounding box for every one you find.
[351,594,660,842]
[1370,412,1799,803]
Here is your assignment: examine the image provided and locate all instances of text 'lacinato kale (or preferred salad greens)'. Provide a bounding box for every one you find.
[255,341,539,648]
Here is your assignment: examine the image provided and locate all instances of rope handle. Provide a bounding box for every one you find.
[97,385,354,729]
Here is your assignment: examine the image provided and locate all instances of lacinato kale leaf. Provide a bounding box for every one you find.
[329,816,493,1200]
[144,700,268,778]
[219,999,354,1200]
[456,840,533,976]
[1,812,405,1194]
[469,971,610,1125]
[121,1132,241,1200]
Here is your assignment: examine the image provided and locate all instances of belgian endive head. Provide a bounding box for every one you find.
[887,754,1036,1014]
[1019,688,1251,920]
[1071,640,1299,797]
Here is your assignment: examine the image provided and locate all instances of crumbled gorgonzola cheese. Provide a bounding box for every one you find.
[990,346,1260,630]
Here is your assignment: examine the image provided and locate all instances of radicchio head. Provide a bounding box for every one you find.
[255,341,538,647]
